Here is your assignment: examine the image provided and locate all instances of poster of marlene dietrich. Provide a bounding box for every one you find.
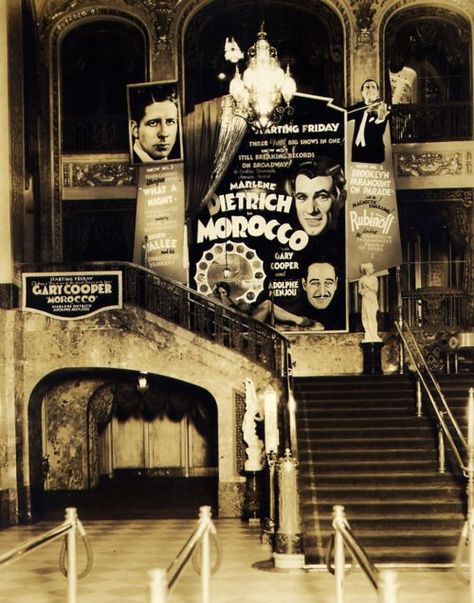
[190,94,348,333]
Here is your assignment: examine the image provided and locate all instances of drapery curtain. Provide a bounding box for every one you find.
[183,94,247,224]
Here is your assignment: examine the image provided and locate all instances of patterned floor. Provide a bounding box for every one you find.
[0,516,471,603]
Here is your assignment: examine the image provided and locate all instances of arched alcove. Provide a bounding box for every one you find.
[382,5,472,141]
[28,368,218,520]
[183,0,345,114]
[60,19,147,154]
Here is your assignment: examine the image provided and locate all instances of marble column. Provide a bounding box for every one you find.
[0,1,13,285]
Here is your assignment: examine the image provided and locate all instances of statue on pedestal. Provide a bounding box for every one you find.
[359,262,382,342]
[242,378,264,471]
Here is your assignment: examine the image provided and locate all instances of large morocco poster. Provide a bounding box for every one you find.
[190,94,348,333]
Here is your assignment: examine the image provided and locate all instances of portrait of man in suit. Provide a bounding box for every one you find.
[348,79,390,164]
[127,82,182,165]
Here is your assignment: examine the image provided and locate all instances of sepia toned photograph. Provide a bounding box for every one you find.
[127,80,183,165]
[0,1,473,602]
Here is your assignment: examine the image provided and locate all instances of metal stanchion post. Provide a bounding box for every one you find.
[378,569,399,603]
[200,506,211,603]
[395,267,404,375]
[262,451,276,544]
[438,421,446,474]
[149,568,168,603]
[333,505,345,603]
[65,507,78,603]
[415,377,422,417]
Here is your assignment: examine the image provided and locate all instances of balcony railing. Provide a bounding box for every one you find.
[19,261,289,375]
[401,287,471,330]
[390,102,472,143]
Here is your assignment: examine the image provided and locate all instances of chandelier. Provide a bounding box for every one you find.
[228,25,297,133]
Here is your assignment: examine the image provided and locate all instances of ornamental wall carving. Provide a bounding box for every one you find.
[396,152,464,178]
[62,159,137,188]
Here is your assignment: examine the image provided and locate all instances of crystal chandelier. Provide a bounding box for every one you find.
[229,25,297,133]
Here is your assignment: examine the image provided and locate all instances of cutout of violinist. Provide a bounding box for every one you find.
[348,79,390,164]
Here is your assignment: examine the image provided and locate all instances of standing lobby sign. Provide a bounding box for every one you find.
[22,271,123,320]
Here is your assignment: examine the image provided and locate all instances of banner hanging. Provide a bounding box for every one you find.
[133,162,186,282]
[345,81,402,281]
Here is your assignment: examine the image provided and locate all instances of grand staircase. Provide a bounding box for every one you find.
[295,373,472,565]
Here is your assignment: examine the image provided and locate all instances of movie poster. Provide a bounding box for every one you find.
[190,94,348,333]
[133,163,186,282]
[345,82,402,281]
[129,79,187,282]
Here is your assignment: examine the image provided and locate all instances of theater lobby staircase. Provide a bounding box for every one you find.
[295,373,473,566]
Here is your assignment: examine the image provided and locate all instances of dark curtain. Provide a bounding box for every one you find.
[183,95,247,224]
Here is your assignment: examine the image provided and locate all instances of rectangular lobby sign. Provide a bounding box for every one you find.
[22,271,122,320]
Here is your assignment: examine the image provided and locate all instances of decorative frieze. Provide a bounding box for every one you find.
[393,142,474,190]
[396,152,463,178]
[62,158,137,188]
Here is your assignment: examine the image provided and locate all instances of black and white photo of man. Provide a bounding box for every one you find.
[127,81,182,165]
[286,158,346,237]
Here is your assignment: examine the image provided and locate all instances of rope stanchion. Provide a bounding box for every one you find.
[149,568,168,603]
[59,512,93,580]
[326,505,399,603]
[150,506,221,603]
[66,508,77,603]
[378,570,399,603]
[191,526,222,577]
[0,507,91,603]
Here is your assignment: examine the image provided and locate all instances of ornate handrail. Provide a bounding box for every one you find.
[390,102,472,143]
[396,319,467,474]
[19,261,289,375]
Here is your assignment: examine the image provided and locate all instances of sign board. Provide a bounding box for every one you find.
[133,162,186,282]
[22,271,122,320]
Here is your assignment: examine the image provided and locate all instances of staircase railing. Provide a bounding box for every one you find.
[326,505,399,603]
[395,319,467,473]
[397,320,474,601]
[19,261,289,375]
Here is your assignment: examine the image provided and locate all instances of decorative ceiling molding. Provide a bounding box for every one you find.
[350,0,383,48]
[38,0,167,55]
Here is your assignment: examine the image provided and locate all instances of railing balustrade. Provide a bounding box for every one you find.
[396,320,467,472]
[20,261,289,375]
[397,320,474,601]
[401,289,470,330]
[0,507,91,603]
[390,102,472,143]
[326,505,398,603]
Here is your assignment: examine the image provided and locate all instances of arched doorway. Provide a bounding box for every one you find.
[29,369,218,520]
